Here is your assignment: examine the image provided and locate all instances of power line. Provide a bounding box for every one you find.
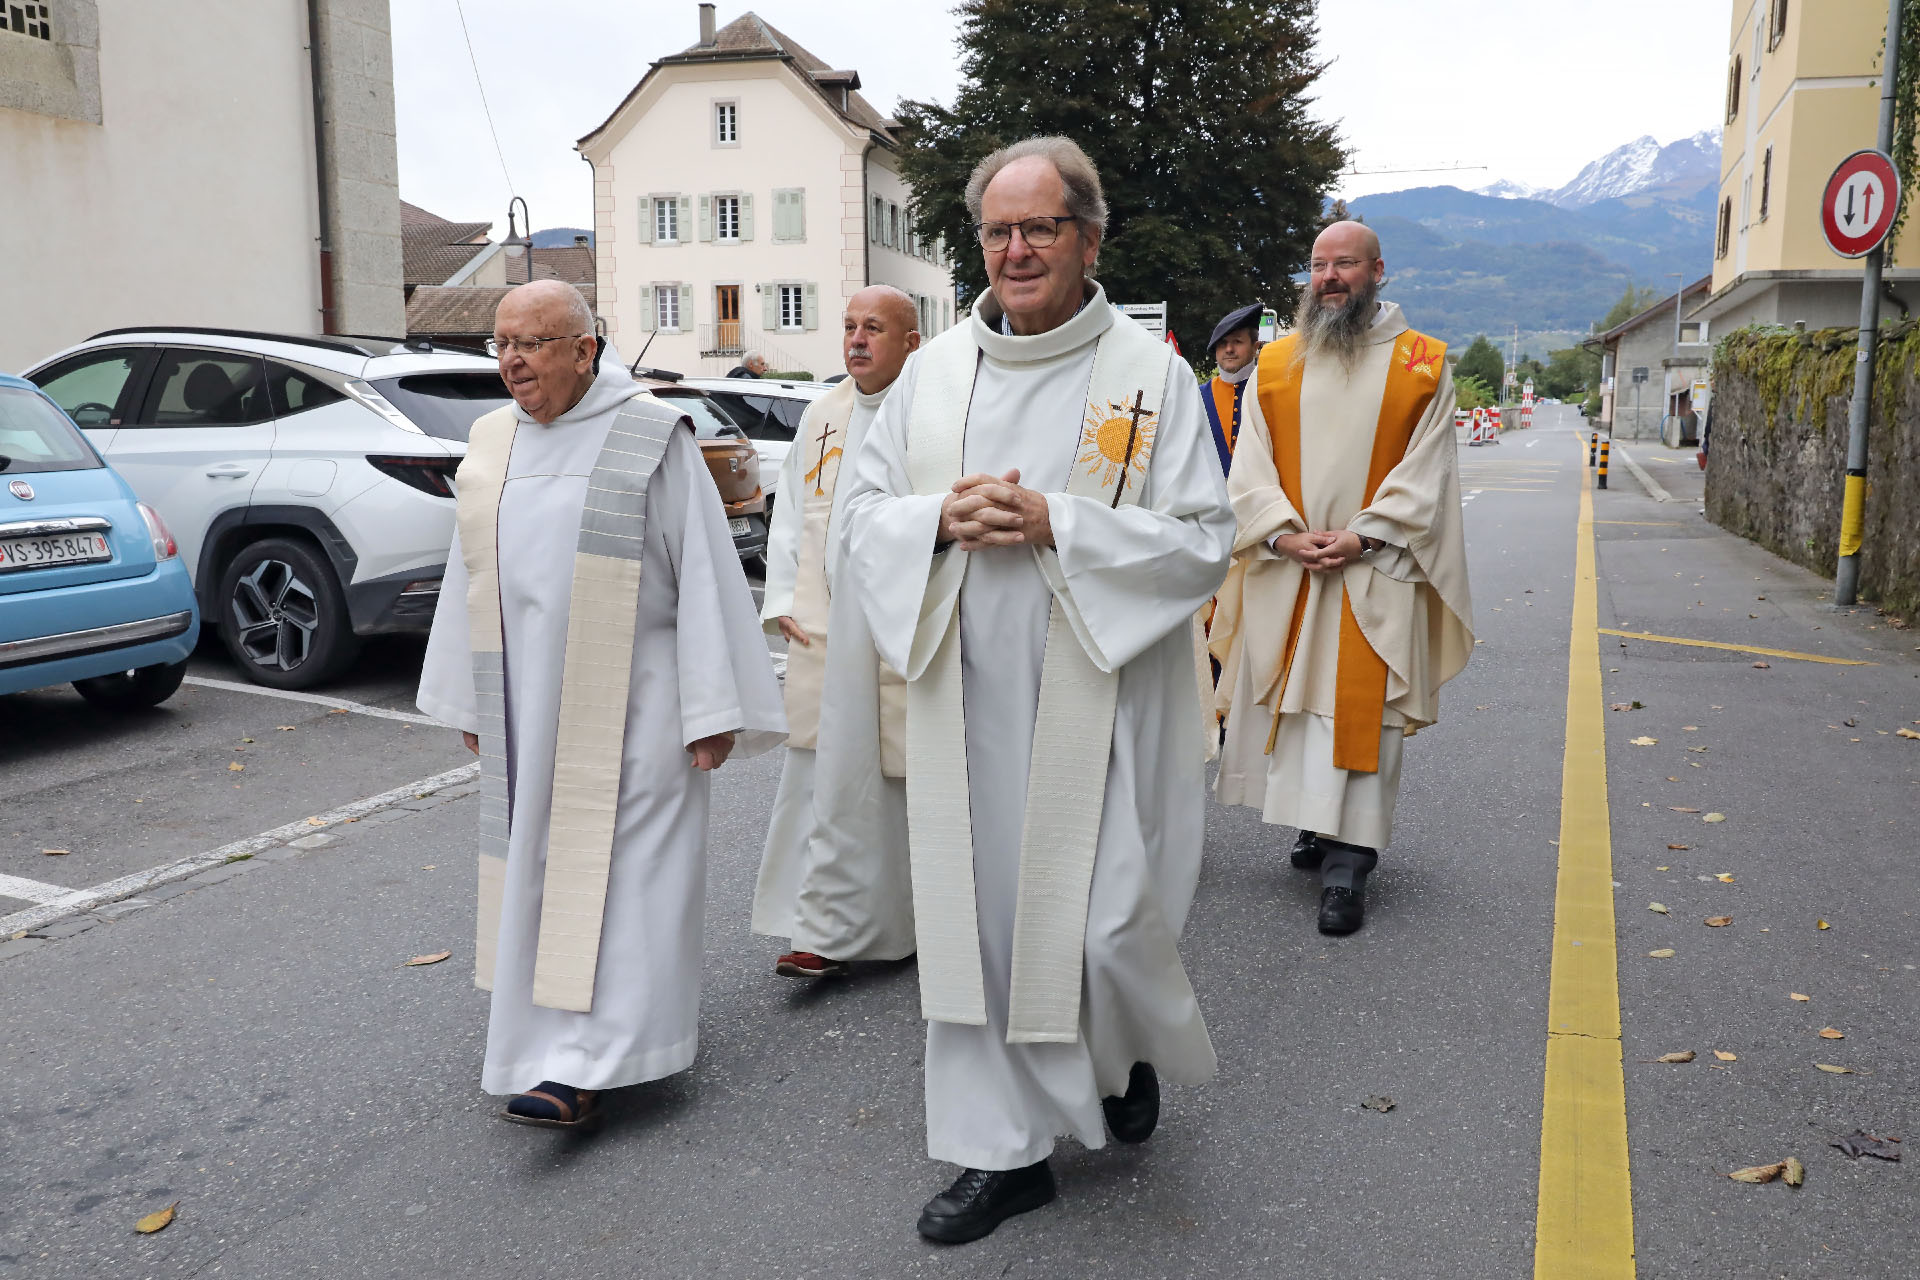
[1342,163,1489,177]
[453,0,515,198]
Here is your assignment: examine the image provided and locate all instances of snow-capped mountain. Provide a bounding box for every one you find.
[1475,178,1550,202]
[1546,129,1722,208]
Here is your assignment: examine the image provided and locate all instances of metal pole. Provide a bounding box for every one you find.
[1837,0,1903,605]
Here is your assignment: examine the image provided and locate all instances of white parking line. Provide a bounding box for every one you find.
[0,762,480,937]
[182,675,445,727]
[0,873,86,907]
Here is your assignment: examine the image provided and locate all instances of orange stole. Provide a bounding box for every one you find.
[1207,377,1239,455]
[1255,330,1446,772]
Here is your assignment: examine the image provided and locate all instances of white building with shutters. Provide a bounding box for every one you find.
[577,6,957,378]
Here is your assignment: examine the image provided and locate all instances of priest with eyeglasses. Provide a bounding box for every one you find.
[838,137,1232,1244]
[418,280,785,1131]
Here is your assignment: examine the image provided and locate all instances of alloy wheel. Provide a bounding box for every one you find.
[230,558,321,671]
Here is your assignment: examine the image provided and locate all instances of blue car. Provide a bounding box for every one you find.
[0,371,199,708]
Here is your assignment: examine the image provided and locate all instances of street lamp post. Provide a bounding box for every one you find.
[503,196,532,286]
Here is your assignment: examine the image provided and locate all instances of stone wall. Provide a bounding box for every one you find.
[1706,325,1920,616]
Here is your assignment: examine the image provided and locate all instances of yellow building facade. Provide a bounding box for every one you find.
[1700,0,1920,330]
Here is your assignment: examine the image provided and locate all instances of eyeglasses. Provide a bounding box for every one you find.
[1308,257,1373,274]
[974,215,1078,252]
[486,334,585,357]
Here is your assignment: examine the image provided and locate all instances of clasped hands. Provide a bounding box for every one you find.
[1273,528,1366,572]
[938,468,1053,551]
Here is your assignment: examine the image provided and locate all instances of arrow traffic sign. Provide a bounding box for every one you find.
[1821,149,1901,259]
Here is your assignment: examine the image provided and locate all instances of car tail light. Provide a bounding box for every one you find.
[367,455,460,497]
[344,378,427,435]
[137,502,178,560]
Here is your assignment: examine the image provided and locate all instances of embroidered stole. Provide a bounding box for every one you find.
[780,380,854,751]
[903,315,1171,1043]
[1256,331,1445,772]
[1203,376,1242,472]
[455,393,683,1013]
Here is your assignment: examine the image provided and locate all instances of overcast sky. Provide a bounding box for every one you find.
[393,0,1727,234]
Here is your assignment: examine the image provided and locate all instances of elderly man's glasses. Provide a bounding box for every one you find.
[974,216,1078,252]
[1309,257,1373,274]
[486,334,585,357]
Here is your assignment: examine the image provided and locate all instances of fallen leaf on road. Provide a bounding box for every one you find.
[1782,1157,1806,1187]
[1831,1131,1903,1161]
[41,848,68,856]
[1715,873,1735,882]
[1752,661,1771,669]
[1669,843,1691,850]
[1649,902,1670,914]
[329,708,349,715]
[1818,919,1830,930]
[1705,916,1733,927]
[1791,993,1811,1002]
[1360,1095,1395,1113]
[1630,736,1659,746]
[1898,728,1920,740]
[1687,746,1710,753]
[1703,813,1726,823]
[405,950,452,967]
[1656,866,1670,871]
[1682,725,1698,731]
[134,1202,177,1234]
[305,817,326,826]
[1648,948,1676,958]
[1819,1028,1845,1039]
[1670,806,1701,813]
[1729,1162,1785,1183]
[1610,702,1635,712]
[1713,1050,1738,1061]
[1816,1063,1855,1074]
[1651,1050,1696,1063]
[277,725,296,732]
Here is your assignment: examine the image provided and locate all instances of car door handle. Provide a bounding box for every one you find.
[205,466,251,478]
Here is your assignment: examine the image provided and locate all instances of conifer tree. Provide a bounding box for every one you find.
[897,0,1344,352]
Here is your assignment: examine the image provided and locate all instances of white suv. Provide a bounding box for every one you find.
[678,375,837,508]
[26,327,510,689]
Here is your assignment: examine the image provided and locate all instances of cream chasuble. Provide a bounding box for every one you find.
[418,364,785,1093]
[1211,302,1473,846]
[841,284,1233,1168]
[751,380,915,959]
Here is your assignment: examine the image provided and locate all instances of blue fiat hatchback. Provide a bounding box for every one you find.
[0,371,199,708]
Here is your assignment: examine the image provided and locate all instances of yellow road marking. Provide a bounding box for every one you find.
[1535,464,1636,1278]
[1598,629,1874,666]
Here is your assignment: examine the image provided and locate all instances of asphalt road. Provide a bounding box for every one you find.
[1,413,1912,1278]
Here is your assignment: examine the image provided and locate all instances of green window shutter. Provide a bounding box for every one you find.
[699,195,712,242]
[679,283,694,330]
[803,282,819,331]
[677,195,693,244]
[790,188,805,242]
[740,193,754,241]
[771,190,788,241]
[639,285,656,331]
[762,284,779,330]
[638,197,653,245]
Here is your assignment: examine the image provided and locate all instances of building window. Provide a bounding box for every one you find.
[772,188,806,243]
[655,197,679,244]
[1759,146,1773,221]
[1716,197,1733,260]
[714,100,738,145]
[716,194,740,240]
[657,285,681,331]
[1726,57,1741,123]
[1769,0,1788,50]
[779,284,805,330]
[4,2,51,38]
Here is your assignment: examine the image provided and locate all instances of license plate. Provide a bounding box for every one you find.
[0,531,112,572]
[728,518,751,536]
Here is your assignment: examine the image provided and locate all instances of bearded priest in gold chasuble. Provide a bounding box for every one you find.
[1210,223,1474,939]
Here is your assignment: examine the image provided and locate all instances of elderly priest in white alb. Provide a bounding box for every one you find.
[418,281,785,1129]
[840,138,1233,1244]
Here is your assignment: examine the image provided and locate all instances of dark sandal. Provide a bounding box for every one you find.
[501,1081,600,1129]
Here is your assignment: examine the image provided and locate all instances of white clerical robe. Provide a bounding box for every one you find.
[841,288,1233,1170]
[1213,302,1472,849]
[418,366,785,1094]
[751,382,914,959]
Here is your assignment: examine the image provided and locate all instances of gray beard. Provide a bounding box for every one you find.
[1294,278,1379,369]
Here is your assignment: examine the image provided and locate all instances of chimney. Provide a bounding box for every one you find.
[698,3,716,46]
[574,234,590,249]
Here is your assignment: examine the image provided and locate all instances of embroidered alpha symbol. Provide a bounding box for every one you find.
[1400,335,1441,378]
[1078,393,1157,504]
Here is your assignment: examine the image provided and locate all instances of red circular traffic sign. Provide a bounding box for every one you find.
[1821,149,1901,258]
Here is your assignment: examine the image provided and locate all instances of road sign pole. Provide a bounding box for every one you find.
[1836,0,1904,605]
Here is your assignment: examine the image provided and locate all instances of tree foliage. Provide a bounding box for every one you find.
[1539,345,1600,400]
[1453,374,1496,411]
[895,0,1345,352]
[1455,335,1505,390]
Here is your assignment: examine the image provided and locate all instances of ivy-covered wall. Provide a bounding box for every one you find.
[1708,325,1920,616]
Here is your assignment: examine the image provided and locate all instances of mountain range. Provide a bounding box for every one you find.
[1348,130,1721,355]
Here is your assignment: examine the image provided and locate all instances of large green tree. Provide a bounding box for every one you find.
[1455,335,1505,390]
[896,0,1344,353]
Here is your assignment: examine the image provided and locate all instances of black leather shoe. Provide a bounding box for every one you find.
[1101,1061,1160,1143]
[1318,885,1365,935]
[1289,830,1324,870]
[916,1160,1056,1244]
